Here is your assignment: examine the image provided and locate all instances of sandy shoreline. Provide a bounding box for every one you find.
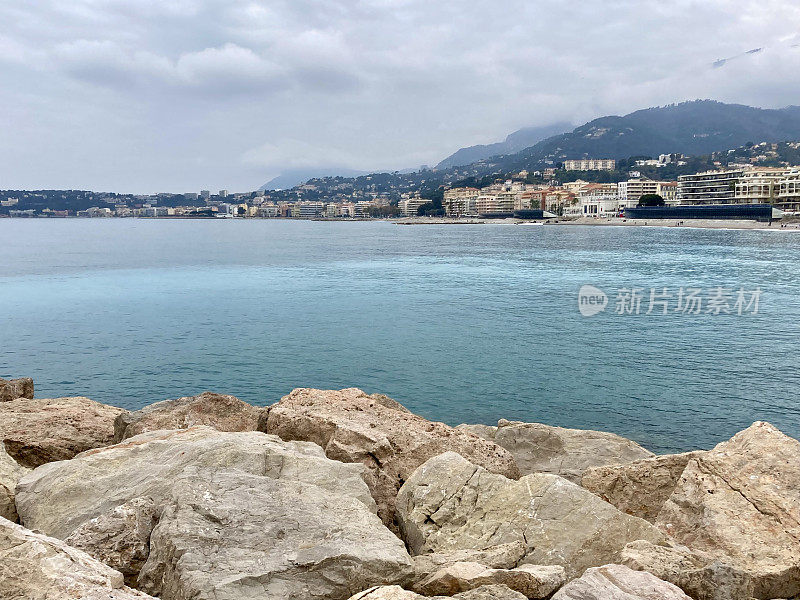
[393,216,800,231]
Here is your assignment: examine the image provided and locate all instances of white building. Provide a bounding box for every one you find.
[398,196,429,216]
[677,170,743,204]
[617,179,678,208]
[296,201,324,218]
[734,168,788,204]
[563,159,616,171]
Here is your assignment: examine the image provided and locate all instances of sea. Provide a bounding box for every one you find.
[1,218,798,453]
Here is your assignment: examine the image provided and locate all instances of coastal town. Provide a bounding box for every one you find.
[3,142,800,220]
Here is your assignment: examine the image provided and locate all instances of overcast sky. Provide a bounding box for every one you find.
[1,0,799,193]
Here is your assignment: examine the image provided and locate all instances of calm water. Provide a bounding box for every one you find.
[1,219,798,453]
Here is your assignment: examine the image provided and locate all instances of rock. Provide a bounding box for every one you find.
[655,422,800,599]
[65,497,158,585]
[136,471,413,600]
[460,419,653,483]
[396,451,666,580]
[350,584,528,600]
[16,426,376,541]
[0,377,33,402]
[582,451,703,522]
[621,540,755,600]
[263,387,520,528]
[0,396,125,468]
[412,542,528,581]
[0,516,155,600]
[414,561,565,598]
[0,445,28,522]
[551,564,692,599]
[113,391,261,442]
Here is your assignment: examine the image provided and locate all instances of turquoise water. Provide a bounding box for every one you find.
[1,218,798,453]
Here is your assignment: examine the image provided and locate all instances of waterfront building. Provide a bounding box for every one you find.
[659,182,678,205]
[296,201,325,218]
[677,169,744,204]
[475,194,514,214]
[257,205,279,217]
[777,169,800,213]
[578,183,619,216]
[563,159,616,171]
[398,196,429,216]
[734,167,788,204]
[617,178,677,208]
[443,187,479,216]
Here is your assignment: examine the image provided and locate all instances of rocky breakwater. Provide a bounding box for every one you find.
[0,379,798,600]
[261,387,520,529]
[583,421,800,600]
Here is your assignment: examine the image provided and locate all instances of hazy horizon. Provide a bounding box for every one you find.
[2,1,800,194]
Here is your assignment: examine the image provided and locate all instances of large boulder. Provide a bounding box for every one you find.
[414,562,565,598]
[396,451,666,580]
[412,543,528,582]
[621,540,755,600]
[114,391,261,442]
[262,387,520,527]
[0,516,155,600]
[16,426,376,541]
[460,420,653,483]
[551,564,692,600]
[655,421,800,599]
[0,396,125,468]
[582,451,703,522]
[350,585,528,600]
[136,471,413,600]
[0,445,28,522]
[0,377,33,402]
[16,427,413,598]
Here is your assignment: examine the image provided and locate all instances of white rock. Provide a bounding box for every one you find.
[396,451,666,580]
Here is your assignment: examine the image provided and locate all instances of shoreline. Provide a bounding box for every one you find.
[392,215,800,231]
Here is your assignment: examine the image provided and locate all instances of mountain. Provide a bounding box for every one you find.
[435,122,572,169]
[493,100,800,172]
[259,168,370,191]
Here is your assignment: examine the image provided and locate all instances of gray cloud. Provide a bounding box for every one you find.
[1,0,800,192]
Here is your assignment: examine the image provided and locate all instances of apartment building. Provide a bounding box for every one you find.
[677,170,743,204]
[734,167,788,204]
[563,159,616,171]
[618,179,679,208]
[443,187,479,216]
[398,196,429,216]
[777,169,800,213]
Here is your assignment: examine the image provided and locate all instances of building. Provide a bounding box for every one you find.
[577,183,619,217]
[734,168,788,204]
[777,169,800,213]
[677,169,743,204]
[398,196,429,217]
[443,187,479,216]
[617,179,678,208]
[659,182,678,205]
[200,190,211,199]
[475,194,514,214]
[219,190,228,198]
[563,159,616,171]
[296,201,324,218]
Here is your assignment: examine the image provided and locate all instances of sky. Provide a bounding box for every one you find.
[1,0,800,194]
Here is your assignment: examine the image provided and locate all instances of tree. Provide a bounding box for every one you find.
[638,194,665,207]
